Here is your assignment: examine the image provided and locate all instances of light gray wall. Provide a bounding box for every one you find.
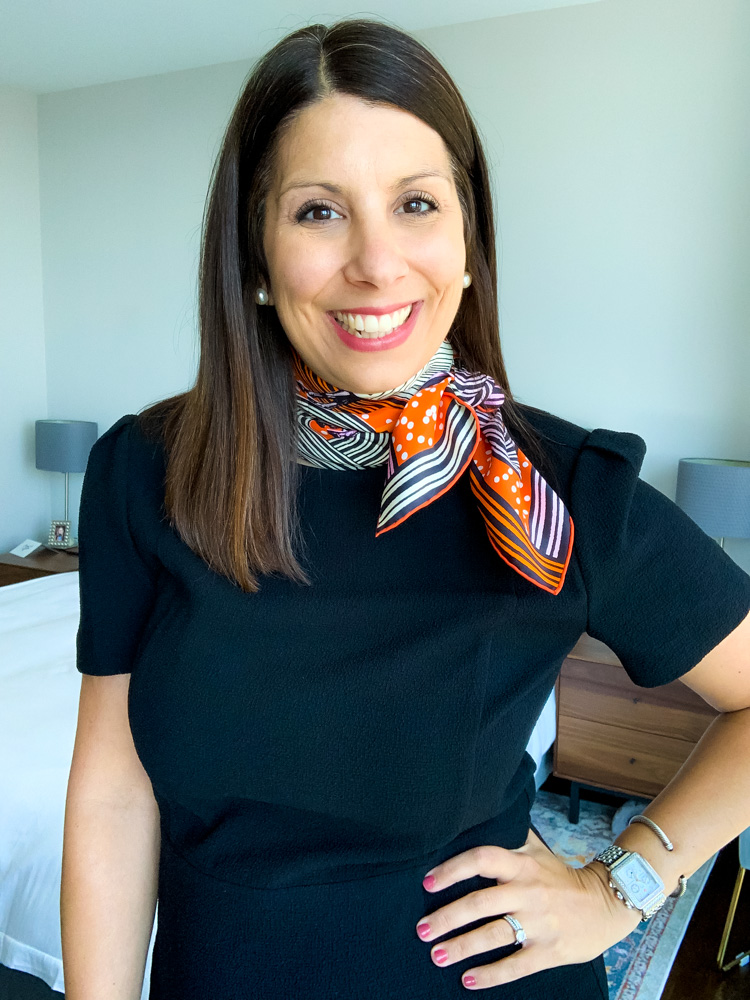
[6,0,750,572]
[36,61,254,539]
[0,86,50,549]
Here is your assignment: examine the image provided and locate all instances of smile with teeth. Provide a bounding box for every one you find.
[333,304,413,338]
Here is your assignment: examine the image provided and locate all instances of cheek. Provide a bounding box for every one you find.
[414,231,465,289]
[273,234,340,303]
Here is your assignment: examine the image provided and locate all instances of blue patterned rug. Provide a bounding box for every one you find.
[530,790,717,1000]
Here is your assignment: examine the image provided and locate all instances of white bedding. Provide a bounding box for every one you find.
[0,572,156,998]
[0,571,556,995]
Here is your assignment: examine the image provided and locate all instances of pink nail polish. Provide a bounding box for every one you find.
[417,922,431,938]
[433,948,448,964]
[463,975,476,988]
[423,874,436,889]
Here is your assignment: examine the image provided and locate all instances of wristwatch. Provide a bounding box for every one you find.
[593,845,667,922]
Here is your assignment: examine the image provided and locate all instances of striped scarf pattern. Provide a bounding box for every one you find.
[293,340,573,595]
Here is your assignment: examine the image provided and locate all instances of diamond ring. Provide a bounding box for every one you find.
[501,914,526,946]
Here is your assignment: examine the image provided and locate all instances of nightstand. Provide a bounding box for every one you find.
[553,633,719,821]
[0,549,79,586]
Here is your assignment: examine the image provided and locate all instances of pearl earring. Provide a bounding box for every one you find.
[254,287,269,305]
[463,271,472,288]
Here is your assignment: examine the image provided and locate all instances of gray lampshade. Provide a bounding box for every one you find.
[35,420,98,473]
[676,458,750,539]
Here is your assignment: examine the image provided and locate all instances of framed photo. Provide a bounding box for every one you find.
[48,520,72,547]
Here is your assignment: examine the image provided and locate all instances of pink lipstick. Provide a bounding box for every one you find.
[327,300,423,353]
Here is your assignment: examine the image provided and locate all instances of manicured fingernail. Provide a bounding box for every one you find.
[463,975,476,988]
[417,922,431,938]
[432,948,448,964]
[423,874,436,889]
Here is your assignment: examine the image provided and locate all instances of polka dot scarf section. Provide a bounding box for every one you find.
[292,340,574,595]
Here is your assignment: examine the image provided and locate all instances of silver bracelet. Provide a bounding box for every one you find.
[627,815,688,898]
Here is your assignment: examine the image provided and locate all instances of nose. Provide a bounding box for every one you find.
[341,216,409,289]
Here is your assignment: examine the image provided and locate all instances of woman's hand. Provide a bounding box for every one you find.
[415,827,641,990]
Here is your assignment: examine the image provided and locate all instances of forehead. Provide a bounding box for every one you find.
[271,93,453,197]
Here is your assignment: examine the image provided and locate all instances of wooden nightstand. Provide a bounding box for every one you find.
[553,633,719,821]
[0,549,79,586]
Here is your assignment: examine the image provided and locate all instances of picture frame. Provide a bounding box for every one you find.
[47,520,72,548]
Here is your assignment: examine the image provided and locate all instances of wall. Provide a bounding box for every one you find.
[0,87,49,551]
[37,60,253,537]
[19,0,750,571]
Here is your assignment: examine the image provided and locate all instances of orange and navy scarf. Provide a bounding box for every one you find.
[293,339,573,595]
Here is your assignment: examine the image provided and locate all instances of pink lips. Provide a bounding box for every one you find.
[329,300,415,316]
[327,300,423,353]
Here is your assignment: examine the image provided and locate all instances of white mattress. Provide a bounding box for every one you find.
[0,571,556,995]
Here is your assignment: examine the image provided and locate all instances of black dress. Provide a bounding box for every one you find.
[76,406,750,1000]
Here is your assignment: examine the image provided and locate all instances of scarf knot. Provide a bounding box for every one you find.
[293,340,573,595]
[450,369,504,410]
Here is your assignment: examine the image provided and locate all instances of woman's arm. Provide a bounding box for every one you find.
[588,606,750,893]
[61,674,160,1000]
[413,608,750,990]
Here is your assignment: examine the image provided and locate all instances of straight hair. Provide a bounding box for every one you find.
[138,17,548,593]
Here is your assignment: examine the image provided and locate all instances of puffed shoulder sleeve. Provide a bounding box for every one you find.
[570,427,750,688]
[76,415,161,675]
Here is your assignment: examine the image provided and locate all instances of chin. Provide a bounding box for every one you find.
[347,366,415,395]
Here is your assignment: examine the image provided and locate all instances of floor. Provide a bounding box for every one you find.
[661,827,750,1000]
[2,778,747,999]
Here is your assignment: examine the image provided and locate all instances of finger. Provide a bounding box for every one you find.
[423,843,529,891]
[423,914,523,969]
[416,885,523,943]
[462,943,545,990]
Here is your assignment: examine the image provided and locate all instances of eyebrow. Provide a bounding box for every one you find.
[278,170,452,200]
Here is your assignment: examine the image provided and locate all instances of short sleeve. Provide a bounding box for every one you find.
[76,415,160,675]
[571,427,750,688]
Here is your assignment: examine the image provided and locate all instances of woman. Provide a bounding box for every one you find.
[61,18,750,1000]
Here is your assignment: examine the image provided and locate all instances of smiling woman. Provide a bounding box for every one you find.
[61,15,750,1000]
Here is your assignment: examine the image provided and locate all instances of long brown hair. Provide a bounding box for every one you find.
[138,17,546,593]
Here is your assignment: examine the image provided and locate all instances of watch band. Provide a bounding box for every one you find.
[597,845,628,865]
[594,845,667,922]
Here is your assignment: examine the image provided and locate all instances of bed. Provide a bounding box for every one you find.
[0,570,555,996]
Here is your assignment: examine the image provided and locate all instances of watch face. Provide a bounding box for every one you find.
[614,856,662,905]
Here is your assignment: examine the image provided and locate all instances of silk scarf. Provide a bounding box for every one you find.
[292,339,573,595]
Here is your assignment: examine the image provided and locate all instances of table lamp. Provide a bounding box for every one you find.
[675,458,750,549]
[35,419,98,547]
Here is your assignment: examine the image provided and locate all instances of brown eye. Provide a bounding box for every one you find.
[295,201,343,224]
[397,193,439,216]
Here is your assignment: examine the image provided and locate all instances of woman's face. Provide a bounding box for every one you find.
[262,93,467,394]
